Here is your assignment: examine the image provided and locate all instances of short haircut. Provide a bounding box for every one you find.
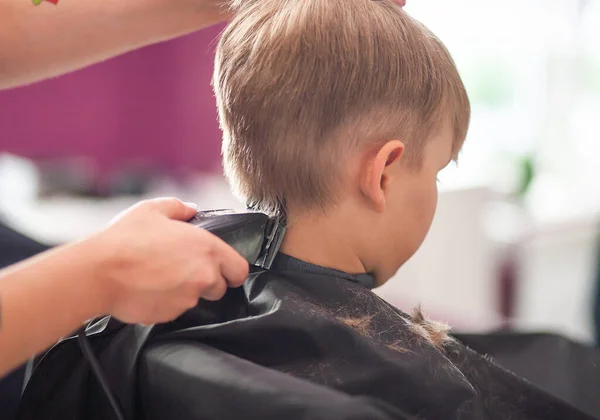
[214,0,470,215]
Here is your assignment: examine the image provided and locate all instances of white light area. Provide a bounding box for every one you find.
[1,175,244,244]
[403,0,600,224]
[581,1,600,58]
[405,0,554,55]
[0,154,40,206]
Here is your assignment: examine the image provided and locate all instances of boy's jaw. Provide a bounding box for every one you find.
[278,201,402,287]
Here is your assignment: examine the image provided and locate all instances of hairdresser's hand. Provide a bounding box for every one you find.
[91,198,249,324]
[394,0,406,6]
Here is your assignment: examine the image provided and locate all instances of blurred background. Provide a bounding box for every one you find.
[1,0,599,343]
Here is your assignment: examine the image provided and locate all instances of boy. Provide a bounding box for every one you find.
[17,0,596,419]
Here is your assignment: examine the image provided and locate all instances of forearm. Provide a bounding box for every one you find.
[0,0,227,89]
[0,237,109,377]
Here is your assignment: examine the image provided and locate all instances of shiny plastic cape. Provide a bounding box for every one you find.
[454,332,600,419]
[18,259,597,420]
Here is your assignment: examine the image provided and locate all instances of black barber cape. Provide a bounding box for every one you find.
[18,255,597,420]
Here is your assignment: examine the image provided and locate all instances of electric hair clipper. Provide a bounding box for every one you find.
[187,210,286,269]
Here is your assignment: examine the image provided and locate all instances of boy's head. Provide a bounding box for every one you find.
[214,0,470,283]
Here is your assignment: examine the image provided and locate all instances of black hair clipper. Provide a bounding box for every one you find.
[187,210,286,269]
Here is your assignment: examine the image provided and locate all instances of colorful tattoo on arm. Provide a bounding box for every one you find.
[33,0,59,5]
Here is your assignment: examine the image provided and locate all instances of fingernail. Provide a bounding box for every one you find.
[184,202,198,210]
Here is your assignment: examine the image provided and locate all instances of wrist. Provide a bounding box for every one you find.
[71,234,121,319]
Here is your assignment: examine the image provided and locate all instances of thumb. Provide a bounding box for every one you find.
[145,197,198,221]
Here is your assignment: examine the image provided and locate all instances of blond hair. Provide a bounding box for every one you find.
[214,0,470,215]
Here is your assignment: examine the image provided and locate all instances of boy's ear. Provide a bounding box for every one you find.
[360,140,405,212]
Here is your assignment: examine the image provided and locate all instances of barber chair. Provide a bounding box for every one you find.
[0,221,49,268]
[0,221,50,420]
[454,332,600,419]
[593,235,600,345]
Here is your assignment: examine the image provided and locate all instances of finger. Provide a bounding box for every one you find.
[393,0,406,6]
[217,243,250,287]
[177,265,219,303]
[145,197,198,221]
[201,276,228,301]
[195,230,250,287]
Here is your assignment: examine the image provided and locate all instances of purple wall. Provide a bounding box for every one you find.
[0,25,225,177]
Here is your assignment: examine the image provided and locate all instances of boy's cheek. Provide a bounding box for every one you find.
[406,182,438,246]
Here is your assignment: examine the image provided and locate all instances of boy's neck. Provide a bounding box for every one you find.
[279,210,367,275]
